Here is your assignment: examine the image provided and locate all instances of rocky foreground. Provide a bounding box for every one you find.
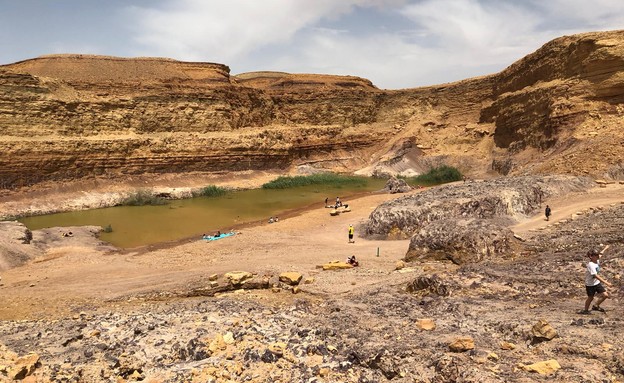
[1,176,624,382]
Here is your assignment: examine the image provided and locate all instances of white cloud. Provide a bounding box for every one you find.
[123,0,621,88]
[221,1,542,88]
[7,0,616,89]
[125,0,375,62]
[530,0,624,32]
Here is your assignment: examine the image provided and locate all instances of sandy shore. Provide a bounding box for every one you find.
[0,185,416,319]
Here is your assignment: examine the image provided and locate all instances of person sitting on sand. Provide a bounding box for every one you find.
[215,230,221,237]
[268,217,274,224]
[347,255,359,267]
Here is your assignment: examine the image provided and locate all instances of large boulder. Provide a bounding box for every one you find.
[383,176,412,194]
[224,271,254,286]
[406,275,450,296]
[279,272,303,286]
[405,218,514,264]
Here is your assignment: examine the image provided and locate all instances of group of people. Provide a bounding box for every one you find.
[202,230,236,240]
[324,197,347,208]
[345,226,360,266]
[268,216,279,224]
[202,231,222,239]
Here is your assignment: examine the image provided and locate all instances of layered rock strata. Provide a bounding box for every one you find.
[1,31,624,189]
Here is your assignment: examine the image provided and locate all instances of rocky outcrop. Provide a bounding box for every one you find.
[405,218,514,264]
[483,32,624,151]
[484,32,624,176]
[2,31,624,189]
[364,175,594,238]
[382,176,412,194]
[365,175,594,263]
[0,222,110,271]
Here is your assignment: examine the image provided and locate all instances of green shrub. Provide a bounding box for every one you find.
[120,190,167,206]
[262,173,368,189]
[192,185,229,198]
[406,165,462,186]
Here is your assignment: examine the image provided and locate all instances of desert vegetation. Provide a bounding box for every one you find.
[404,165,462,186]
[119,190,167,206]
[261,173,370,189]
[191,185,229,198]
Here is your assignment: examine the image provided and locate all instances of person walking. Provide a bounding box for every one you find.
[348,224,355,243]
[582,246,611,314]
[545,205,552,221]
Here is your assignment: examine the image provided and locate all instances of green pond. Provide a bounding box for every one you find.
[18,179,387,248]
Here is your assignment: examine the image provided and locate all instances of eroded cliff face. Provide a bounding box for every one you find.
[0,56,393,188]
[483,32,624,175]
[1,31,623,189]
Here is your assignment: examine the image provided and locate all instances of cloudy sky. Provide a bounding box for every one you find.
[1,0,623,89]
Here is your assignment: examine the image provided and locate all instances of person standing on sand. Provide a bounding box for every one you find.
[545,205,552,221]
[582,246,611,314]
[348,224,355,243]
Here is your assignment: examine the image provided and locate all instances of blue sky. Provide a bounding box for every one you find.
[1,0,623,89]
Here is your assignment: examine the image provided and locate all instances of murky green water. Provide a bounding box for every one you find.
[19,179,386,248]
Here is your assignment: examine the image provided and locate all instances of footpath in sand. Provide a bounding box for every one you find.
[511,182,624,235]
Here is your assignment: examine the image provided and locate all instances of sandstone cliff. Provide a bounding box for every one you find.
[1,31,623,190]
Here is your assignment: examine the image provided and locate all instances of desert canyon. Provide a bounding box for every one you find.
[0,30,623,382]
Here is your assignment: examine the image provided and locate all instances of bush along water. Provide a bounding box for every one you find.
[192,185,229,198]
[262,173,368,189]
[405,165,463,187]
[119,190,167,206]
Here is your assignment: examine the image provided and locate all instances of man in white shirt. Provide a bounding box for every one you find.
[582,246,612,314]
